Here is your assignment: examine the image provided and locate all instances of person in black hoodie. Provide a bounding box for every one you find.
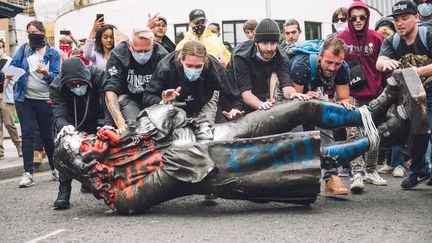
[142,40,243,121]
[50,57,108,209]
[104,27,168,133]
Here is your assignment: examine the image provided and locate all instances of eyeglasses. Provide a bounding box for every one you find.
[332,17,347,23]
[350,15,367,22]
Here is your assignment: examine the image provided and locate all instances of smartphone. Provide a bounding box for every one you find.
[60,30,70,35]
[96,14,104,21]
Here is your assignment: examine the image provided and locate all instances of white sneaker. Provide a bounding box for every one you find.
[365,171,387,186]
[350,173,365,194]
[19,172,35,188]
[393,165,406,178]
[377,164,394,174]
[52,169,59,181]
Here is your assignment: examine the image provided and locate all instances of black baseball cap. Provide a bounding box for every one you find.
[189,9,206,23]
[389,1,418,17]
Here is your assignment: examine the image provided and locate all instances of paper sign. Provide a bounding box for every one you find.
[3,65,25,81]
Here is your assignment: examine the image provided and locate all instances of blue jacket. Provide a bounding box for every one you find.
[10,43,61,102]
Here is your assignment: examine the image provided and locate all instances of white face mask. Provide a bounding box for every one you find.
[333,21,348,33]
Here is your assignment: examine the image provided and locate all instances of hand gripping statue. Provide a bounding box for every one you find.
[54,68,429,215]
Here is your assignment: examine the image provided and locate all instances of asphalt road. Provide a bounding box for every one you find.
[0,172,431,243]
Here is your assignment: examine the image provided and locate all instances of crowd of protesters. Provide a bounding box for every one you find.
[0,0,431,210]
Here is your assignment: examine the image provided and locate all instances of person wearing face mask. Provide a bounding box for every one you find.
[104,27,168,132]
[176,9,230,67]
[49,57,108,209]
[336,0,387,193]
[142,40,243,120]
[9,20,61,188]
[327,7,349,39]
[415,0,432,27]
[228,18,304,114]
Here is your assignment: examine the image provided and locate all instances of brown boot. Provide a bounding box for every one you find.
[324,175,349,195]
[33,151,43,164]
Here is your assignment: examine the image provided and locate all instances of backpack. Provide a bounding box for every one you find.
[287,39,324,86]
[392,27,430,52]
[274,40,324,101]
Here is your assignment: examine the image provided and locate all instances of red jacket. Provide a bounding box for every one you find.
[336,0,385,100]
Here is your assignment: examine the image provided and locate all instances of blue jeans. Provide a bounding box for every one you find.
[15,99,54,173]
[387,146,407,167]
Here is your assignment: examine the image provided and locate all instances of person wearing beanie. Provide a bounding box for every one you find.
[228,18,305,114]
[375,17,396,38]
[377,0,432,189]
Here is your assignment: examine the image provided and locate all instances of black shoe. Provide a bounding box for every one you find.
[80,184,92,193]
[401,172,430,189]
[53,182,71,210]
[426,178,432,186]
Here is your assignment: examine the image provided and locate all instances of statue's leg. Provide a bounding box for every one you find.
[214,100,364,141]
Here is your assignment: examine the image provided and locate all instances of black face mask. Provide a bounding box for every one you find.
[28,33,46,49]
[192,25,206,36]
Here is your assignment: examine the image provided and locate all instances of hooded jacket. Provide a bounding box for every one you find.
[50,57,108,134]
[336,0,385,100]
[176,28,231,67]
[142,51,242,115]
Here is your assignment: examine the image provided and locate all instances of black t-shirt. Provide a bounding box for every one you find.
[104,41,168,103]
[228,40,291,103]
[289,54,350,92]
[379,27,432,60]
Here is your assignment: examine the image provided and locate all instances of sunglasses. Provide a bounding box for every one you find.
[332,17,347,23]
[350,15,367,22]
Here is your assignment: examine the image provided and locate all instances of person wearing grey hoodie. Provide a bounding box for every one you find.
[50,57,108,209]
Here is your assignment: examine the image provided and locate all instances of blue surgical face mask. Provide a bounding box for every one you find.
[183,66,203,81]
[70,85,88,96]
[255,50,275,62]
[132,49,152,64]
[418,3,432,17]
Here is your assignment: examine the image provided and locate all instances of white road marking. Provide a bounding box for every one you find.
[26,229,66,243]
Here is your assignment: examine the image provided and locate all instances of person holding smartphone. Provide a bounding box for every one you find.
[83,14,115,70]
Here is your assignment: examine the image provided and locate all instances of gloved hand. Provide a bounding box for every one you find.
[56,125,76,141]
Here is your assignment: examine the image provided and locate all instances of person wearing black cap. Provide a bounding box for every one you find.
[151,16,176,53]
[228,18,304,113]
[377,0,432,189]
[176,9,230,67]
[50,57,108,209]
